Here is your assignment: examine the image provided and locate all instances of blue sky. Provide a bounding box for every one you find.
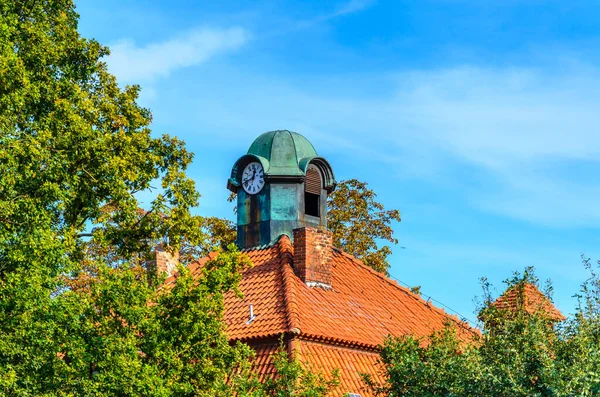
[76,0,600,324]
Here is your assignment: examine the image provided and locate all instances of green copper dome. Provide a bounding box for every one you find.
[228,129,337,248]
[247,130,318,176]
[227,130,335,193]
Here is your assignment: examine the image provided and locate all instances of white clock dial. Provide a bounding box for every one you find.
[242,162,265,195]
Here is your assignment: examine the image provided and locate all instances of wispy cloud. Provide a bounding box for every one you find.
[386,66,600,227]
[393,66,600,169]
[332,0,376,17]
[285,0,376,32]
[106,27,249,83]
[176,62,600,228]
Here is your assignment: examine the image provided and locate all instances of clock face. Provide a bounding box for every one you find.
[242,162,265,195]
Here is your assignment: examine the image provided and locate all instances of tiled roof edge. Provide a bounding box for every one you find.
[297,333,380,351]
[333,247,477,336]
[277,235,302,333]
[229,332,381,352]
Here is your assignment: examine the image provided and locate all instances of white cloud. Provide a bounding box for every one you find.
[392,66,600,169]
[106,27,249,83]
[175,62,600,228]
[384,66,600,227]
[473,167,600,227]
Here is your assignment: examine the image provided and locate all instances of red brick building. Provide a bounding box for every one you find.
[194,131,476,395]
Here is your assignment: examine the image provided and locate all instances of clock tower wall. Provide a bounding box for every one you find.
[228,131,336,250]
[236,185,271,247]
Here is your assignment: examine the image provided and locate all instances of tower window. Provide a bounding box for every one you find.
[305,166,321,217]
[305,193,320,217]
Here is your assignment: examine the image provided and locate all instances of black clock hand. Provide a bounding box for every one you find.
[243,168,257,185]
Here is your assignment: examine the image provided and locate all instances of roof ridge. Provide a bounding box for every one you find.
[289,130,300,171]
[333,247,476,334]
[277,235,301,334]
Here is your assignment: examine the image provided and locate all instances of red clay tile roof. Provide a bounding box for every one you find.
[245,338,383,397]
[183,245,291,341]
[245,339,383,397]
[249,342,279,383]
[183,235,477,396]
[187,235,475,347]
[493,282,565,321]
[297,339,383,396]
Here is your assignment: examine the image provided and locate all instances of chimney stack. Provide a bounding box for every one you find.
[292,227,333,288]
[152,244,179,277]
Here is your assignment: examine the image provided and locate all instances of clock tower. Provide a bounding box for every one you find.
[227,130,336,249]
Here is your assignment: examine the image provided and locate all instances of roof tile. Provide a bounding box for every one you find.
[493,282,565,321]
[185,234,477,395]
[222,235,475,346]
[297,339,383,397]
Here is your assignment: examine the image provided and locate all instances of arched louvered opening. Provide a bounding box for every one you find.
[305,165,322,217]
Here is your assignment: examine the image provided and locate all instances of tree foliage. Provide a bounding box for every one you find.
[328,179,401,274]
[195,216,237,257]
[370,264,600,397]
[0,1,339,395]
[0,1,253,395]
[0,248,255,396]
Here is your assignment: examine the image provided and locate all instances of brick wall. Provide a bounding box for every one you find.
[152,244,178,277]
[292,227,333,288]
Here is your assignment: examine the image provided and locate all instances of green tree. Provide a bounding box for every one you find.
[262,348,339,397]
[195,216,237,257]
[369,264,600,397]
[0,1,253,394]
[232,340,340,397]
[0,1,338,395]
[327,179,401,274]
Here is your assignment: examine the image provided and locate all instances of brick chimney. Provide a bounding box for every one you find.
[152,244,179,277]
[292,226,333,288]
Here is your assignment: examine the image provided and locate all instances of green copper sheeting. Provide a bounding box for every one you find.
[231,130,335,248]
[247,130,318,176]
